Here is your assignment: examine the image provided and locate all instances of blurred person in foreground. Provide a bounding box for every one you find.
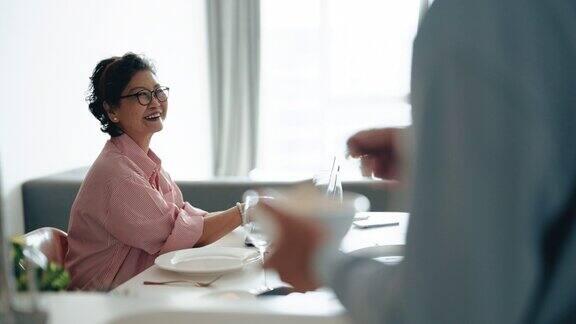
[66,53,246,291]
[264,0,576,323]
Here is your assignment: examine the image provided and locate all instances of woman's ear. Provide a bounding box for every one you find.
[104,102,119,123]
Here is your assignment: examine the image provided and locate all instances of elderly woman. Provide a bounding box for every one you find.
[65,53,244,291]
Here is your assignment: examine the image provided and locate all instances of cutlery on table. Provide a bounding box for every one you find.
[143,274,223,287]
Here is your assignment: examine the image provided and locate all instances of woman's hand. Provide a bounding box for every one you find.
[347,127,409,181]
[242,196,276,224]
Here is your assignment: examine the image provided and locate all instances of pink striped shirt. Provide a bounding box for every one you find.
[65,134,206,291]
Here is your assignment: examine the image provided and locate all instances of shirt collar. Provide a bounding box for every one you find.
[111,134,161,180]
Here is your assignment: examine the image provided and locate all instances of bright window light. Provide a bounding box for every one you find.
[255,0,420,180]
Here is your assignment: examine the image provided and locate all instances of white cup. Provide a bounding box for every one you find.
[254,184,370,247]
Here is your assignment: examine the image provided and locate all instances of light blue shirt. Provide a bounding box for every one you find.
[318,0,576,323]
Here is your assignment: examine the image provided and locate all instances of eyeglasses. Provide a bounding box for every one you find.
[119,86,170,106]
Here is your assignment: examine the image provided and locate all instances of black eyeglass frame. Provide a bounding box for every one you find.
[119,86,170,106]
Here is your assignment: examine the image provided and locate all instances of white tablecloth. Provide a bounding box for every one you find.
[113,212,408,299]
[23,212,407,324]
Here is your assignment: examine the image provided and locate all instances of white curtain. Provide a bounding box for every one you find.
[207,0,260,177]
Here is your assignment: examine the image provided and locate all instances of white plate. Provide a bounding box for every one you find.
[155,247,259,274]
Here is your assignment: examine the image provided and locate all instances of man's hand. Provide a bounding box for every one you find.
[347,128,407,181]
[261,202,327,292]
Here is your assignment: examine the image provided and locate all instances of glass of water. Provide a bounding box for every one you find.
[313,156,343,202]
[242,191,274,290]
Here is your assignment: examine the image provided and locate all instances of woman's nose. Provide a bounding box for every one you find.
[149,95,161,107]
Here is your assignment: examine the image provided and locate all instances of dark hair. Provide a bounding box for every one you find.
[87,53,155,137]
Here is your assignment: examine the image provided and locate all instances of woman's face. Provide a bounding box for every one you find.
[108,70,168,145]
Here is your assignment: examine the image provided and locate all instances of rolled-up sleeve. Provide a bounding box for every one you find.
[106,175,204,255]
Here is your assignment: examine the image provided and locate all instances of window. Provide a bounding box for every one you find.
[255,0,420,179]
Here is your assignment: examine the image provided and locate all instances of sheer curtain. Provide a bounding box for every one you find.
[207,0,260,177]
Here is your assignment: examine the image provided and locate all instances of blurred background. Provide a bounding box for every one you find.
[0,0,420,236]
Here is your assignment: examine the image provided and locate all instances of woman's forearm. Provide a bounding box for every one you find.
[195,206,242,246]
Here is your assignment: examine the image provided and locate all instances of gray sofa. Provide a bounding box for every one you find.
[22,168,405,232]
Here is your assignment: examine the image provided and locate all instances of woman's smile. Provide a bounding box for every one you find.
[144,111,162,121]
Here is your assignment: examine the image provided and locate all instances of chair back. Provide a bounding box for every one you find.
[22,227,68,267]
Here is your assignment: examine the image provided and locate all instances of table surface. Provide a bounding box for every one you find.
[33,212,407,324]
[113,212,408,299]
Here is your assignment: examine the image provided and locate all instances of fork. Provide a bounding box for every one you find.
[143,274,224,287]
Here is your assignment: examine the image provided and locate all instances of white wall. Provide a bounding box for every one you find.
[0,0,212,236]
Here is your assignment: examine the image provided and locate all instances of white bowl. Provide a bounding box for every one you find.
[256,184,370,246]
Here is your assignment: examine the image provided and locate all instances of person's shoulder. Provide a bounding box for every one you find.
[418,1,497,47]
[416,0,576,71]
[84,142,140,189]
[421,0,574,44]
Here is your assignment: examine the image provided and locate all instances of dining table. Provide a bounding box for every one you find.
[112,212,408,298]
[34,212,408,324]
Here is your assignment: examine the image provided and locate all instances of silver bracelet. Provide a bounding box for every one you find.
[236,202,246,225]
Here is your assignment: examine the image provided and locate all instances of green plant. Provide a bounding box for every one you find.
[11,236,70,292]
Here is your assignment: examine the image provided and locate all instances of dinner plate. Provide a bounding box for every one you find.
[155,246,260,274]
